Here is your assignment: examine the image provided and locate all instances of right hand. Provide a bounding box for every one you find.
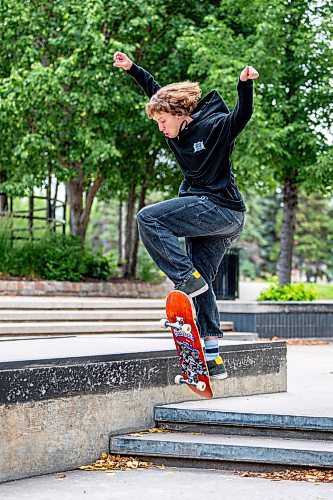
[113,51,133,71]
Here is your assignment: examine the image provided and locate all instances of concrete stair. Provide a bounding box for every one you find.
[0,297,255,338]
[109,404,333,468]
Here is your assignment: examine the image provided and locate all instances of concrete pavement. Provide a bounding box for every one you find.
[1,467,333,500]
[239,281,268,300]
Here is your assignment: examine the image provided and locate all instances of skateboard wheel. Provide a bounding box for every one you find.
[196,381,206,392]
[160,318,169,329]
[175,375,185,385]
[181,323,192,334]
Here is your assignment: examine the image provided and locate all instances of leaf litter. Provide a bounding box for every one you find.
[236,468,333,483]
[79,452,165,472]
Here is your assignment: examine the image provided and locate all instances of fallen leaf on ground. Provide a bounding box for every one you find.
[79,454,165,472]
[235,468,333,483]
[148,427,169,433]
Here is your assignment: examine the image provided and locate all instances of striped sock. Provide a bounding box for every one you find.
[204,339,219,362]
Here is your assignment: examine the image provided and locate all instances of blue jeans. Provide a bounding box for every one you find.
[137,195,245,339]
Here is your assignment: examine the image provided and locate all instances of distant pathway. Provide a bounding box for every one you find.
[239,281,268,301]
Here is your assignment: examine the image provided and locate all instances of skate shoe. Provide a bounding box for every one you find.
[206,357,228,380]
[176,271,208,298]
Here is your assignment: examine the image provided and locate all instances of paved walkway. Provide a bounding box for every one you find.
[0,344,332,498]
[1,467,333,500]
[239,281,268,300]
[167,343,333,419]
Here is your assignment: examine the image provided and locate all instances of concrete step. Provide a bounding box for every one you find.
[0,310,167,322]
[154,406,333,440]
[0,321,234,335]
[109,431,333,468]
[0,297,166,310]
[0,321,240,336]
[0,320,167,335]
[0,310,234,330]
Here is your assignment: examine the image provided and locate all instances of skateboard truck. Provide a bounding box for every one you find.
[159,317,192,334]
[174,374,207,392]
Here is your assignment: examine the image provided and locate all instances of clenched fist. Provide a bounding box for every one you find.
[240,65,259,81]
[113,51,133,71]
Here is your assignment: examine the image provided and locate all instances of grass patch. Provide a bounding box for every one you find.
[315,284,333,300]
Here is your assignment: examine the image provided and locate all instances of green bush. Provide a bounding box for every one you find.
[137,247,165,284]
[257,277,318,301]
[34,234,88,281]
[0,220,13,273]
[83,251,111,281]
[0,223,112,281]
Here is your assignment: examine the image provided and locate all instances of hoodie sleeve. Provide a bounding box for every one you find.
[225,78,254,142]
[126,63,161,98]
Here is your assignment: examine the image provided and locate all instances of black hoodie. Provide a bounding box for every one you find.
[126,63,253,212]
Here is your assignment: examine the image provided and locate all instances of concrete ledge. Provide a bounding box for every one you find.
[0,339,286,483]
[0,278,173,298]
[218,300,333,338]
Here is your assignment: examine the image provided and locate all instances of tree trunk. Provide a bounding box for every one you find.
[122,158,154,279]
[46,168,52,229]
[128,163,152,277]
[123,182,137,278]
[118,200,125,270]
[51,178,59,231]
[0,170,8,212]
[66,172,104,241]
[278,170,299,285]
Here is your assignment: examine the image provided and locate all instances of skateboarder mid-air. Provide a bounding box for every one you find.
[113,51,259,380]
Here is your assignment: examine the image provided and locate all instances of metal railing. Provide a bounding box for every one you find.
[0,194,66,240]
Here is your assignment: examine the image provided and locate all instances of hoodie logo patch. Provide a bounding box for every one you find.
[193,141,206,153]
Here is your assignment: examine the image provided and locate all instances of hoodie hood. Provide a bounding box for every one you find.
[192,90,230,120]
[174,90,230,140]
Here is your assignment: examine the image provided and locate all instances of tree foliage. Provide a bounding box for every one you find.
[175,0,333,284]
[1,0,332,279]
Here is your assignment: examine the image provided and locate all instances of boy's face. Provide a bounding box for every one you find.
[153,112,183,139]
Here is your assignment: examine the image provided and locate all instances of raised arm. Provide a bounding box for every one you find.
[225,65,259,142]
[113,51,161,98]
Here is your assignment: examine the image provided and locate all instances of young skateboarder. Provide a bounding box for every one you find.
[113,51,259,379]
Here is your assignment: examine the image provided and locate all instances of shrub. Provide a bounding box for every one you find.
[83,251,111,281]
[0,220,13,273]
[34,234,88,281]
[257,277,318,301]
[0,224,112,281]
[137,247,165,284]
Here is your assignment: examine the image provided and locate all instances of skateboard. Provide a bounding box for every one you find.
[160,290,213,399]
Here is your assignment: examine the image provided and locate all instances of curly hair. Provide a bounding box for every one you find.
[146,81,201,118]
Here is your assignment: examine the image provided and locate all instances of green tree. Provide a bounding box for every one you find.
[175,0,333,284]
[0,0,121,238]
[0,0,216,268]
[238,189,281,278]
[294,194,333,281]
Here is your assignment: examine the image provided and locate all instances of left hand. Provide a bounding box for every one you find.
[240,65,259,81]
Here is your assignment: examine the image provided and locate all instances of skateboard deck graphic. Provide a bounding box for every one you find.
[161,290,213,399]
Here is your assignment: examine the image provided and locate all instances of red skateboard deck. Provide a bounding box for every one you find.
[162,290,213,399]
